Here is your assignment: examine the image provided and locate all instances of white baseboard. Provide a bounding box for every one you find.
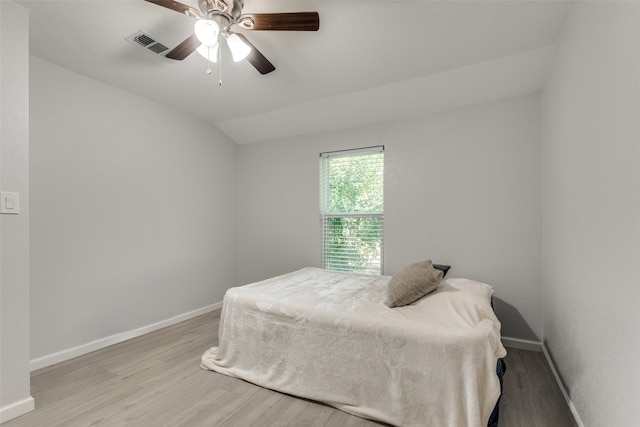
[541,343,585,427]
[0,396,35,424]
[30,302,222,371]
[501,336,542,352]
[502,337,584,426]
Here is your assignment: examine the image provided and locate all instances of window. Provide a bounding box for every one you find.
[320,146,384,274]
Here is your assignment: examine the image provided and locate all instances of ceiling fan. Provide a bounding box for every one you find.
[144,0,320,75]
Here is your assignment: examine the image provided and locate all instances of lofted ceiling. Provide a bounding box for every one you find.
[19,0,572,144]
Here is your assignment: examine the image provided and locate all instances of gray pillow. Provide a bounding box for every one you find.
[385,260,443,307]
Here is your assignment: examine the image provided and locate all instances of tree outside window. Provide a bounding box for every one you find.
[320,147,384,274]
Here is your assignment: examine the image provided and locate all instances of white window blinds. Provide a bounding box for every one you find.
[320,146,384,275]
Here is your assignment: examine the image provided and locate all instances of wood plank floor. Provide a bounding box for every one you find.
[3,310,577,427]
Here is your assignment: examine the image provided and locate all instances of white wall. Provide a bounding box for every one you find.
[29,57,238,361]
[541,2,640,426]
[0,1,34,422]
[238,94,542,341]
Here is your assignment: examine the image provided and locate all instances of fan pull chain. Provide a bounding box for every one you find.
[205,47,213,76]
[218,42,223,86]
[202,36,223,86]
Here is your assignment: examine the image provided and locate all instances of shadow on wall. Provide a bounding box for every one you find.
[492,297,539,342]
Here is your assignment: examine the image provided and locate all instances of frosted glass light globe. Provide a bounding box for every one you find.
[227,33,251,62]
[194,19,219,47]
[196,44,218,62]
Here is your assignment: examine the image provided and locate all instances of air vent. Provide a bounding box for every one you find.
[134,33,155,47]
[147,42,169,54]
[125,31,171,58]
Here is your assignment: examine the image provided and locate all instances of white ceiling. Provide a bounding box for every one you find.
[19,0,572,144]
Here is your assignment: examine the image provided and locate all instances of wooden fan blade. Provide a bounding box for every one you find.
[166,34,200,60]
[238,12,319,31]
[144,0,200,17]
[235,34,276,75]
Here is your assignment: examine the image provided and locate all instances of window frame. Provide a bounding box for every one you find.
[319,146,384,275]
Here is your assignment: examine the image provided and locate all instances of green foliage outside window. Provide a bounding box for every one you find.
[324,217,383,273]
[321,150,384,274]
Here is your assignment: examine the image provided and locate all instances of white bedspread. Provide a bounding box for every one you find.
[201,267,507,427]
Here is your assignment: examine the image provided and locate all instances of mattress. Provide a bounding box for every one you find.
[201,267,507,427]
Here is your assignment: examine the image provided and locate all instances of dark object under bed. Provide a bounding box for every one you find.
[488,358,507,427]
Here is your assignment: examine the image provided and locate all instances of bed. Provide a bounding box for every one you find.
[201,266,507,427]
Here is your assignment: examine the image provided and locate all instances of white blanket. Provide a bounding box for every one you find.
[201,267,507,427]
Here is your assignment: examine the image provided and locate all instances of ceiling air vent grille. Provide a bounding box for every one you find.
[125,31,170,57]
[148,42,169,54]
[134,33,155,47]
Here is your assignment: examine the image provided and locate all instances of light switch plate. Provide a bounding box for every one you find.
[0,192,20,214]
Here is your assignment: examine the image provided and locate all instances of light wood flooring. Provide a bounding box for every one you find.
[3,310,577,427]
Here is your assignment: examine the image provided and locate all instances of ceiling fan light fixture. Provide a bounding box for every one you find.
[226,33,251,62]
[196,43,218,63]
[194,19,219,46]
